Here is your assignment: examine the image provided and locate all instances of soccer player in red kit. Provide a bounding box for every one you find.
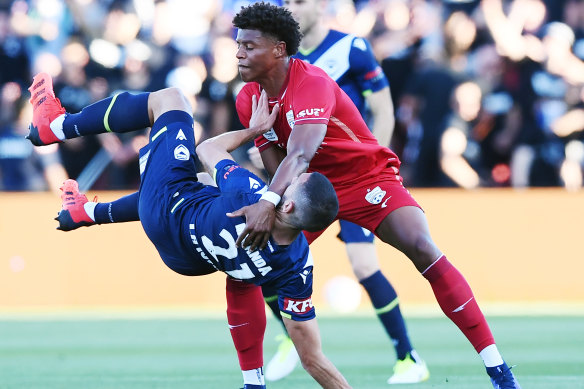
[230,3,520,389]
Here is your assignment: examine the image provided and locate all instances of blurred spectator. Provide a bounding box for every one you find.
[393,49,459,187]
[0,3,29,87]
[0,82,67,191]
[1,0,583,192]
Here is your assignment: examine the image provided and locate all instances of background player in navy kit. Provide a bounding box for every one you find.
[27,73,349,389]
[257,0,429,383]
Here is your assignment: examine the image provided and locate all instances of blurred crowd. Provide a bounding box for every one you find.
[1,0,584,192]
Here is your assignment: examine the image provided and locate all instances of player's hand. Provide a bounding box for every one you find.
[249,90,279,136]
[227,200,276,250]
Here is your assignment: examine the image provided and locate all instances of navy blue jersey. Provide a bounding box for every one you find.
[294,30,388,117]
[186,159,314,290]
[138,114,315,320]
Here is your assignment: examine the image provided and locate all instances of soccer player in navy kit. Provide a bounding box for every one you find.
[27,73,350,389]
[259,0,428,383]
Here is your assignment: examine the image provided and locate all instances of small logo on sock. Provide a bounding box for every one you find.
[228,322,249,329]
[452,297,474,313]
[176,129,187,141]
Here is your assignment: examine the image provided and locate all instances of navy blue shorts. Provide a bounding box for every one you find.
[138,110,216,276]
[337,219,375,243]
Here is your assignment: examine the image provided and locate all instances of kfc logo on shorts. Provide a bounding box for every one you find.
[284,297,313,314]
[365,186,386,205]
[296,108,324,118]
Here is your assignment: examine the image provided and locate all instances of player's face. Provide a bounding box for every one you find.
[284,0,322,34]
[236,29,279,83]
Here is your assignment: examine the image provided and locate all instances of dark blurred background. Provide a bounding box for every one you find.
[1,0,583,192]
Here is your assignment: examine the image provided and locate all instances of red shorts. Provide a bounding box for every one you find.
[304,168,420,244]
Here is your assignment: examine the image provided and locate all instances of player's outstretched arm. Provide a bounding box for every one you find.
[196,90,279,176]
[229,122,327,250]
[284,317,351,388]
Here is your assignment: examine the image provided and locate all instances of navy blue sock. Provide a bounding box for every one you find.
[360,270,413,360]
[63,92,150,138]
[94,192,140,224]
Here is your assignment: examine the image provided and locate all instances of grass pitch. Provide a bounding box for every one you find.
[0,314,582,388]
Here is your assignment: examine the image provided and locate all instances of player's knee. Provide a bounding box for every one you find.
[345,243,380,280]
[150,87,191,118]
[349,257,379,281]
[407,234,440,269]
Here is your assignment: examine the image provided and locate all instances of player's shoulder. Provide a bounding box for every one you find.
[328,29,351,41]
[327,29,370,48]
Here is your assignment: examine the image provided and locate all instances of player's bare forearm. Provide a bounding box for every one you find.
[227,123,324,250]
[284,317,351,388]
[266,150,311,195]
[197,127,270,175]
[368,87,395,147]
[267,122,326,195]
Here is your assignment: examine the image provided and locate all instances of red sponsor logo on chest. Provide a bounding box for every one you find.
[296,108,324,118]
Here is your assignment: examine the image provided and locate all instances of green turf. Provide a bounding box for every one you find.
[0,315,582,388]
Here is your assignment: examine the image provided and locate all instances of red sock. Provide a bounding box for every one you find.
[422,255,495,353]
[226,277,266,370]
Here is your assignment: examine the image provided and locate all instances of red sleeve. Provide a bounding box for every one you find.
[292,76,335,125]
[253,134,272,150]
[235,83,259,128]
[236,83,274,151]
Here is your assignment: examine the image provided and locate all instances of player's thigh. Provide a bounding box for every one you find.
[375,206,441,271]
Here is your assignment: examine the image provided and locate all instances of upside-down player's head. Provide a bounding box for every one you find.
[279,172,338,232]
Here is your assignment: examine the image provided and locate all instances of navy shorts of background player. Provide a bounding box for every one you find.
[138,110,315,321]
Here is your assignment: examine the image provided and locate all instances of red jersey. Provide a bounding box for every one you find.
[236,58,400,187]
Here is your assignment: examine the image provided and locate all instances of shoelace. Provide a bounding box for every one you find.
[492,365,517,389]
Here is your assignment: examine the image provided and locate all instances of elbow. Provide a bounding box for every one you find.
[195,141,212,165]
[288,149,312,170]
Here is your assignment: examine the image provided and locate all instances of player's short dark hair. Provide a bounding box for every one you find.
[288,172,338,232]
[233,1,301,56]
